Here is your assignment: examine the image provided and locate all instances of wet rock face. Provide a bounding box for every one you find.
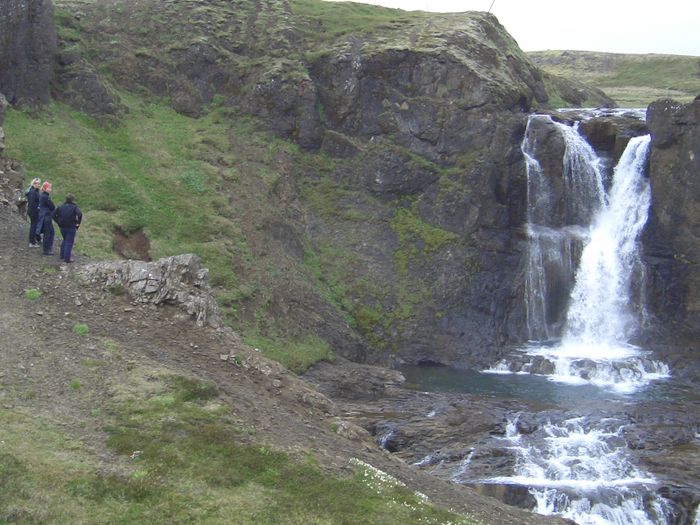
[79,254,222,328]
[644,98,700,344]
[0,0,57,106]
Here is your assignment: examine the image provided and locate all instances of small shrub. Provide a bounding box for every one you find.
[24,288,41,300]
[167,376,219,402]
[103,338,120,353]
[70,379,82,390]
[73,323,90,336]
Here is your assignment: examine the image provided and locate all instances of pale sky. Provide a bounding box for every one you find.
[332,0,700,56]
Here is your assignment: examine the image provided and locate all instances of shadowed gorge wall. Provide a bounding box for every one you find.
[0,0,56,106]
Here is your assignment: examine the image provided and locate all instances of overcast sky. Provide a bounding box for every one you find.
[334,0,700,56]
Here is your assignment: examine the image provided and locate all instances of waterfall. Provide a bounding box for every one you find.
[494,115,669,392]
[520,132,669,392]
[564,135,651,346]
[523,116,605,341]
[480,113,672,524]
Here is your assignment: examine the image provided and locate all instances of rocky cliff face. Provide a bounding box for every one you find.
[0,92,26,213]
[644,97,700,347]
[0,0,56,106]
[8,0,616,367]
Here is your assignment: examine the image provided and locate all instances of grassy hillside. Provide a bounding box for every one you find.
[0,219,486,524]
[528,50,700,107]
[5,95,343,372]
[1,375,469,524]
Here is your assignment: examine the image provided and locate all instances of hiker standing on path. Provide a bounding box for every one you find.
[53,194,82,264]
[36,181,56,255]
[26,177,41,247]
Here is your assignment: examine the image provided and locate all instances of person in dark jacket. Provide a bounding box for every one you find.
[53,194,82,263]
[26,177,42,247]
[36,181,56,255]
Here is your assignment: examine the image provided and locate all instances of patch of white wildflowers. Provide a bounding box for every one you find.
[349,458,470,525]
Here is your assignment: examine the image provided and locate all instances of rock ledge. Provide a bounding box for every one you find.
[79,254,222,328]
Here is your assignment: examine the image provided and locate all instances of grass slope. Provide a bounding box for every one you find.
[4,96,339,372]
[1,375,469,524]
[0,225,483,524]
[528,50,700,107]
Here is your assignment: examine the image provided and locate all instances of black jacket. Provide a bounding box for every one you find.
[26,186,40,219]
[38,192,55,217]
[53,202,83,229]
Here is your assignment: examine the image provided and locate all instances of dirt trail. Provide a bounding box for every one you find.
[0,201,570,525]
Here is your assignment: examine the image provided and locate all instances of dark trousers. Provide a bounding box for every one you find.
[59,226,77,262]
[28,215,40,244]
[41,219,55,254]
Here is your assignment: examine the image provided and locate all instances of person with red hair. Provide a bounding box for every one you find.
[36,181,56,255]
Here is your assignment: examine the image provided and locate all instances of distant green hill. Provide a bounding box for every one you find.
[528,50,700,107]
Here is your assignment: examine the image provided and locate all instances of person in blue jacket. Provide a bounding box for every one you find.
[25,177,42,247]
[53,194,82,263]
[36,181,56,255]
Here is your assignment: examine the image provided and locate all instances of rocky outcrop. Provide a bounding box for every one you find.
[644,97,700,346]
[0,92,26,214]
[79,254,222,328]
[0,0,57,106]
[51,9,124,120]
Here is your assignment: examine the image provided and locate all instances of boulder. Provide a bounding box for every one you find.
[303,358,405,401]
[79,254,222,328]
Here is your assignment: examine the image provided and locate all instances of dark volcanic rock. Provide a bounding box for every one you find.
[0,0,56,106]
[360,140,439,197]
[643,98,700,348]
[52,9,125,120]
[245,63,323,149]
[304,358,405,401]
[578,115,648,162]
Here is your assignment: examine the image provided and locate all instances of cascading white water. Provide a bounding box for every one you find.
[564,135,652,346]
[523,116,606,341]
[489,416,671,525]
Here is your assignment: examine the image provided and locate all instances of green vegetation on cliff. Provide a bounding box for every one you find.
[529,50,700,107]
[6,96,352,373]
